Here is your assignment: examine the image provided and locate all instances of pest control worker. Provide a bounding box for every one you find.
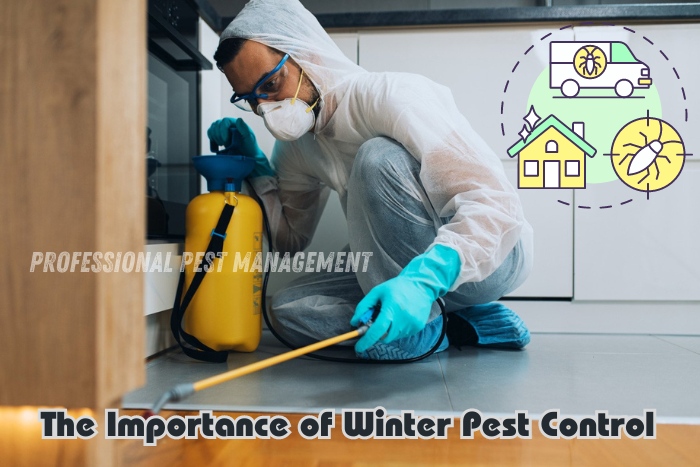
[208,0,534,360]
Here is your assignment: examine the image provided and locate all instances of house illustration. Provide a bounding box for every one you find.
[507,115,596,189]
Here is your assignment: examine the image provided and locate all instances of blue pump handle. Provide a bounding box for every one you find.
[210,127,242,155]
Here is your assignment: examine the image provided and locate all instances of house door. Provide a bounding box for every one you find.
[544,161,560,188]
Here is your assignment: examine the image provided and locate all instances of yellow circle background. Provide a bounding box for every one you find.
[574,45,607,79]
[610,117,685,192]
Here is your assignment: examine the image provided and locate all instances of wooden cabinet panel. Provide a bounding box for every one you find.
[0,0,145,409]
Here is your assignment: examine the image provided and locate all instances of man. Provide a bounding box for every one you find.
[208,0,534,360]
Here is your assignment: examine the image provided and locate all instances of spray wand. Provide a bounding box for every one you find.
[145,306,380,416]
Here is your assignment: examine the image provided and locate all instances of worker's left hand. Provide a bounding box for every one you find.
[350,244,462,353]
[207,118,274,178]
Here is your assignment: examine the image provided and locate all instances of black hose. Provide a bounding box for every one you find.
[251,182,448,364]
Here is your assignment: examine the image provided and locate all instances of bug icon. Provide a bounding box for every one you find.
[574,45,607,79]
[611,116,686,192]
[620,118,683,184]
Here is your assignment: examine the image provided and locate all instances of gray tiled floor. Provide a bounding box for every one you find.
[123,331,700,423]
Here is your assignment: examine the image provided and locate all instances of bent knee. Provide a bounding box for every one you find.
[352,137,418,188]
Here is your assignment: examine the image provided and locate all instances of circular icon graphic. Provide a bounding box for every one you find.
[610,117,685,192]
[574,45,607,79]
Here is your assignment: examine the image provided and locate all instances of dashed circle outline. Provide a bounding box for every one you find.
[500,23,690,209]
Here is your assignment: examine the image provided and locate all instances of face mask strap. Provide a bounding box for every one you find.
[305,98,319,113]
[290,69,304,105]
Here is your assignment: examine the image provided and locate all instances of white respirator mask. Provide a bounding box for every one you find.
[257,69,319,142]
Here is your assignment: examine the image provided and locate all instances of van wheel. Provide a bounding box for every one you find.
[561,80,580,97]
[615,79,634,97]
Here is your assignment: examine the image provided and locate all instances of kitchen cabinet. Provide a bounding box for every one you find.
[1,0,145,409]
[572,24,700,301]
[356,23,700,305]
[503,161,574,298]
[573,163,700,301]
[1,1,146,465]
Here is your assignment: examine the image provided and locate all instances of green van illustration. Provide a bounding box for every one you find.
[550,41,652,97]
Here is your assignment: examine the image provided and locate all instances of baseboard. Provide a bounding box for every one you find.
[506,300,700,335]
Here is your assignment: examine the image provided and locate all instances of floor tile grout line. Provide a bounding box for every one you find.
[653,335,700,356]
[436,353,455,412]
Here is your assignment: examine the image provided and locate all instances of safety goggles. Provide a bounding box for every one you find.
[230,53,290,112]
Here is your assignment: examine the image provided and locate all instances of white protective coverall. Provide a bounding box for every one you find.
[220,0,534,353]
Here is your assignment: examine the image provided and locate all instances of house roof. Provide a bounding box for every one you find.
[507,115,597,158]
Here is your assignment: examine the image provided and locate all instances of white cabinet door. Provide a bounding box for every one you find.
[329,32,358,64]
[572,24,700,156]
[359,27,575,298]
[572,24,700,301]
[503,161,574,298]
[573,162,700,301]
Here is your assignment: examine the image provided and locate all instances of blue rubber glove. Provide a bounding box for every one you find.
[350,244,461,353]
[207,118,275,178]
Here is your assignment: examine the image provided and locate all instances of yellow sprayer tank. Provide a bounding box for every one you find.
[183,190,262,352]
[179,154,263,355]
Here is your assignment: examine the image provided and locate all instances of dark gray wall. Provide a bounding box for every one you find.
[206,0,700,19]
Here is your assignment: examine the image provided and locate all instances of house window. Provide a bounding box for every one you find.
[524,160,539,177]
[566,160,580,177]
[545,140,558,153]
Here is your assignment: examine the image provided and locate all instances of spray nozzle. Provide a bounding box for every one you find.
[355,303,381,336]
[144,383,196,417]
[358,303,382,326]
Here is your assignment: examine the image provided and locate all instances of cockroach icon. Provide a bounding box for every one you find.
[578,47,605,77]
[619,118,683,184]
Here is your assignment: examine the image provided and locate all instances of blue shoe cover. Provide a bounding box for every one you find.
[452,302,530,350]
[356,316,449,360]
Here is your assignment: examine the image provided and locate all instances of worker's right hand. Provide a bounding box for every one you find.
[207,118,275,178]
[351,275,434,353]
[350,244,462,354]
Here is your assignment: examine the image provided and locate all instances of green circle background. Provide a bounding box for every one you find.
[527,68,662,184]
